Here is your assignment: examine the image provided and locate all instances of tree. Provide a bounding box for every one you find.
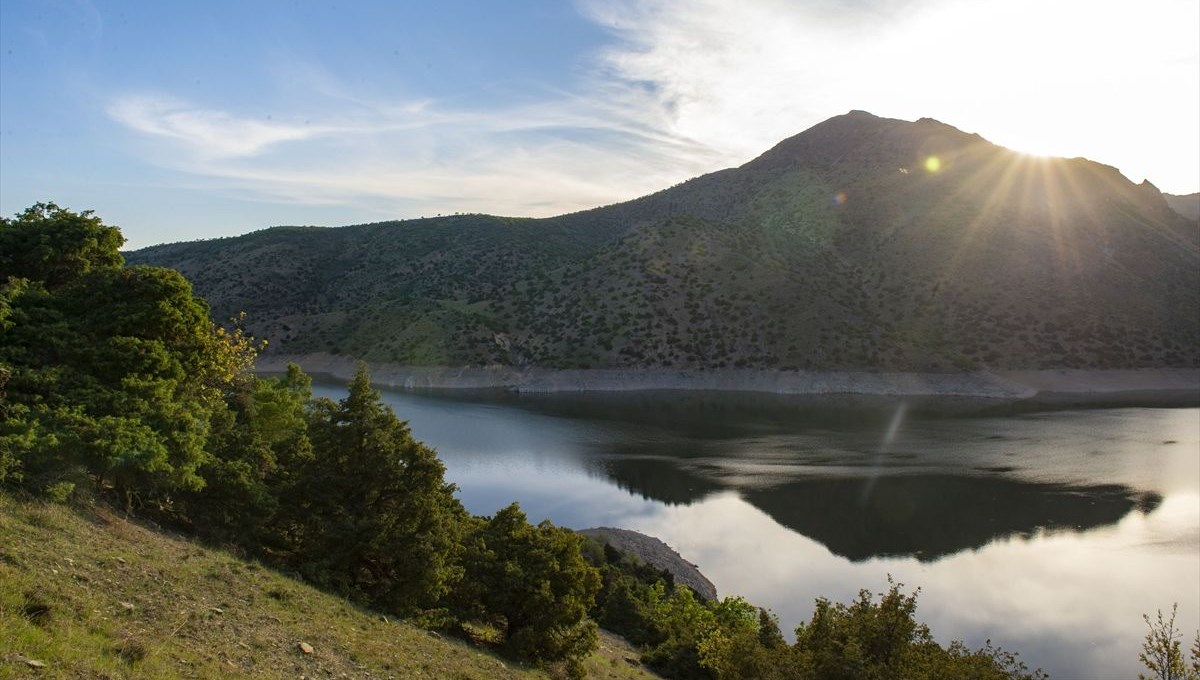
[0,205,254,504]
[598,574,662,647]
[290,362,466,615]
[0,202,124,288]
[641,584,718,679]
[697,598,788,680]
[789,580,1046,680]
[460,502,601,672]
[185,363,314,546]
[792,581,925,680]
[1140,604,1200,680]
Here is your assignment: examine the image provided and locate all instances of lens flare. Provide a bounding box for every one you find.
[831,191,848,205]
[924,156,942,173]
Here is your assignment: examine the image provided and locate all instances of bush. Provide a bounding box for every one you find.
[459,503,600,668]
[1139,604,1200,680]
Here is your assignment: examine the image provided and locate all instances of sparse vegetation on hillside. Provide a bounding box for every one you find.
[129,112,1200,372]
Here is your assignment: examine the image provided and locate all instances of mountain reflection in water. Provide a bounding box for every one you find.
[744,475,1159,561]
[309,381,1199,680]
[596,452,1159,561]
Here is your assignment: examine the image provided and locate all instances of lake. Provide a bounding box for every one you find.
[311,381,1199,679]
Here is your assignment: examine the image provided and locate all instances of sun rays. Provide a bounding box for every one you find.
[906,141,1176,300]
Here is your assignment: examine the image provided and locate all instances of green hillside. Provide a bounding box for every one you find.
[128,111,1200,371]
[0,494,658,680]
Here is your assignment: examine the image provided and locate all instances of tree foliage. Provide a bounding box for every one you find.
[182,363,313,545]
[460,503,601,673]
[0,202,124,288]
[0,205,252,503]
[289,362,466,615]
[1140,604,1200,680]
[586,551,1046,680]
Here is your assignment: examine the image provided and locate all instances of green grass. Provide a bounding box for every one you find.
[0,493,660,679]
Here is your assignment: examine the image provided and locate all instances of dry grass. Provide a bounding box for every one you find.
[0,493,659,680]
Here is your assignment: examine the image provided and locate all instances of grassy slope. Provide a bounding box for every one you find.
[0,494,658,680]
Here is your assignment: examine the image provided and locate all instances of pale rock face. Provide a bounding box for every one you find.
[579,527,719,602]
[253,353,1200,402]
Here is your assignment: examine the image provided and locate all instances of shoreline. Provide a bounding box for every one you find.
[253,353,1200,404]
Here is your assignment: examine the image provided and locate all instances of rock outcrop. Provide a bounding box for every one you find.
[579,527,718,601]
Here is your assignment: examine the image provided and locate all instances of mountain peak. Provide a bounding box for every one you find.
[744,110,986,175]
[130,111,1200,374]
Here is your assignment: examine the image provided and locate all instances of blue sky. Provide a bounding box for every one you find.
[2,0,1197,249]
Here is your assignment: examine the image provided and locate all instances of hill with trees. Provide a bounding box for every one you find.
[3,204,1054,678]
[129,111,1200,373]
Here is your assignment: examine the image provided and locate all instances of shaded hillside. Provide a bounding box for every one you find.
[1166,192,1200,221]
[130,111,1200,371]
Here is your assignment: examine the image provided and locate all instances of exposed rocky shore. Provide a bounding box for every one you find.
[254,353,1199,403]
[579,527,718,602]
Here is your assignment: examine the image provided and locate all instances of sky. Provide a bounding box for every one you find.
[1,0,1197,249]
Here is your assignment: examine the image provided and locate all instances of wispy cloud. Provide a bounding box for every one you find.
[108,96,332,159]
[579,0,1200,190]
[106,0,1199,221]
[105,85,725,218]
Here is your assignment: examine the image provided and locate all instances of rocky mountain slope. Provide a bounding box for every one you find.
[1166,192,1200,221]
[129,111,1200,372]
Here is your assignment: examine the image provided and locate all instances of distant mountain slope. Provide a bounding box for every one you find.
[1165,192,1200,221]
[129,111,1200,371]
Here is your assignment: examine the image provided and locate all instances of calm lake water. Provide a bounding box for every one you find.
[312,382,1199,679]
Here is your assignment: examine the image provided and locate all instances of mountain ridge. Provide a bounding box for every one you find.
[129,111,1200,373]
[1165,192,1200,221]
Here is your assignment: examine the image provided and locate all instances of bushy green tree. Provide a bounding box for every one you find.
[185,363,313,546]
[0,205,253,505]
[598,575,662,647]
[691,600,794,680]
[588,538,678,648]
[791,581,923,680]
[289,362,466,615]
[697,598,788,680]
[641,584,718,679]
[0,202,124,288]
[460,502,601,672]
[788,580,1045,680]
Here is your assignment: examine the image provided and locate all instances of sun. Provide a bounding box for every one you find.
[987,128,1064,160]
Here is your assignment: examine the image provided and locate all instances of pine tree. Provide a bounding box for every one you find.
[292,362,466,615]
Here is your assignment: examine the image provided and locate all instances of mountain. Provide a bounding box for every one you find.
[129,111,1200,372]
[1165,192,1200,221]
